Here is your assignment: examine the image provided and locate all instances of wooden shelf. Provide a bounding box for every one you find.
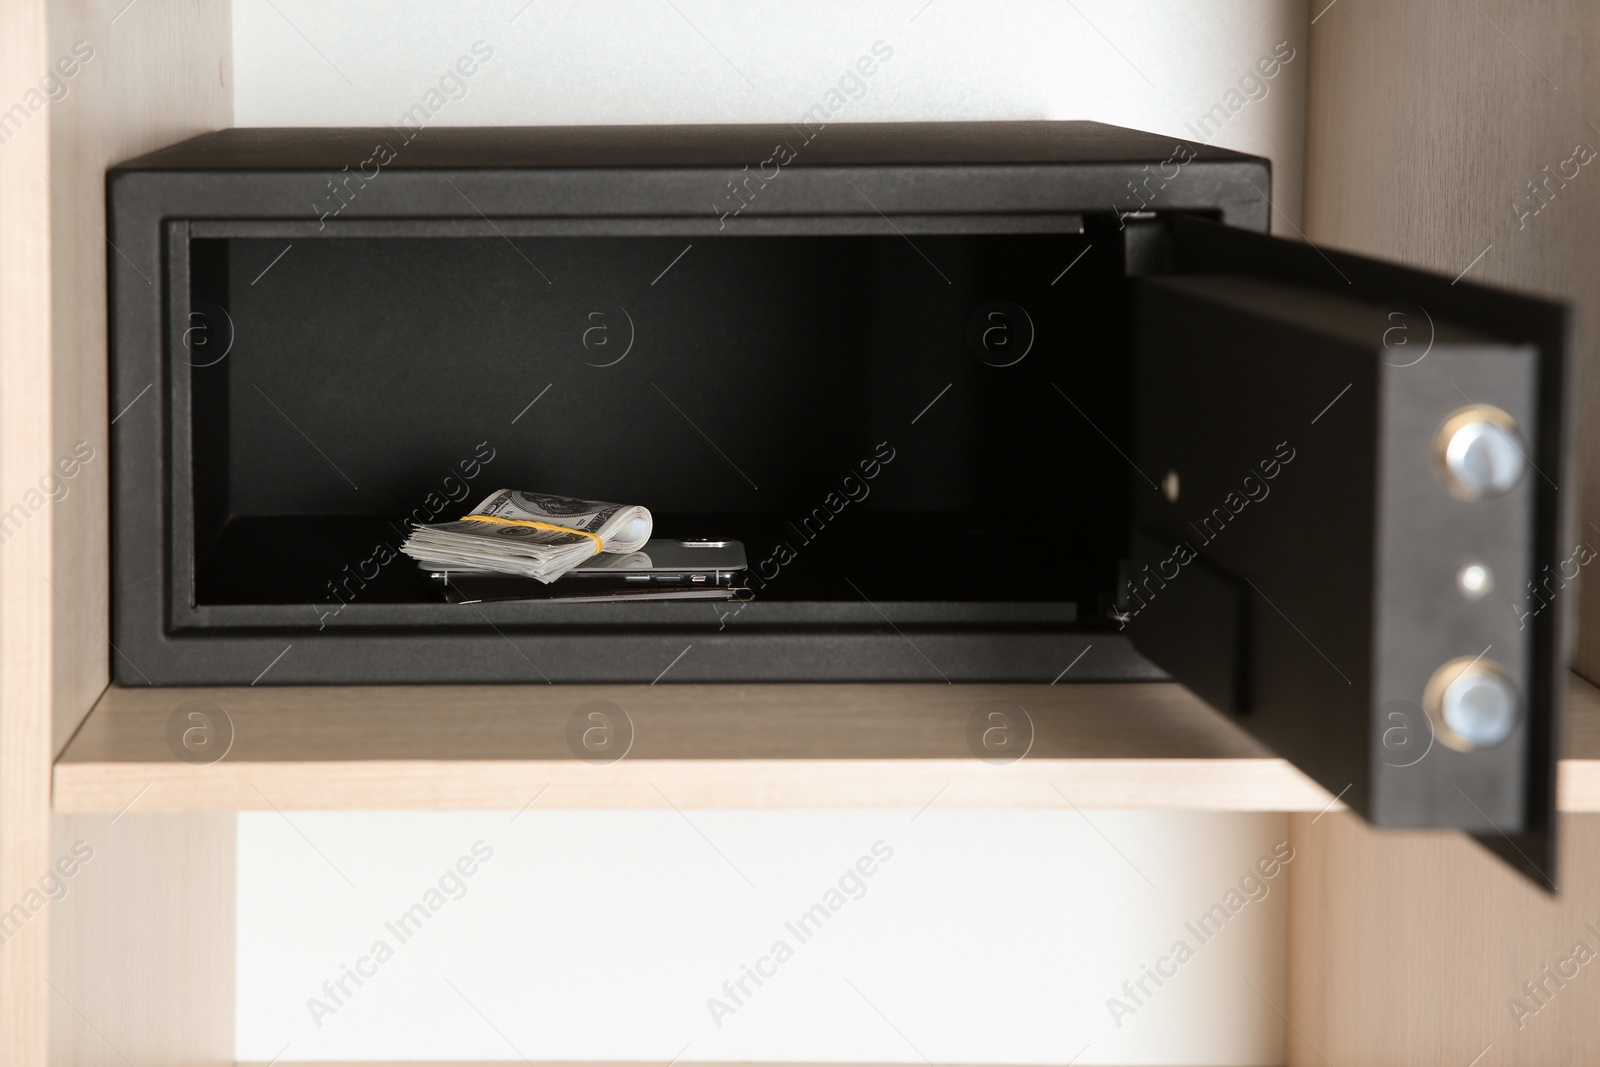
[56,680,1340,813]
[49,673,1600,814]
[53,675,1600,814]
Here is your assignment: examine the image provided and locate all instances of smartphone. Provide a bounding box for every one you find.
[573,538,747,577]
[428,539,748,604]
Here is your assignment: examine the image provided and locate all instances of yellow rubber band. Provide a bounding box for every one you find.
[460,514,603,555]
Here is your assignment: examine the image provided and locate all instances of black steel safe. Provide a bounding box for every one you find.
[108,121,1571,883]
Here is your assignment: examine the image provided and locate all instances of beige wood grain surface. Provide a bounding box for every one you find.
[53,681,1350,812]
[50,814,233,1067]
[51,676,1600,814]
[1290,810,1600,1064]
[59,682,1274,762]
[46,0,233,755]
[0,3,230,1067]
[1,3,57,1064]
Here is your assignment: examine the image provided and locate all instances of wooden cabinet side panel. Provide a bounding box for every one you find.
[1289,812,1600,1063]
[46,0,232,753]
[49,814,234,1067]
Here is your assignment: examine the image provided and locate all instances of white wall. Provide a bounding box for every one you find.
[230,0,1307,229]
[239,810,1291,1065]
[230,3,1310,1062]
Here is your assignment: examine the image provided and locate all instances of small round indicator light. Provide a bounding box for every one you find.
[1456,563,1493,600]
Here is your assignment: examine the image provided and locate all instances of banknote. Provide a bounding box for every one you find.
[400,489,652,583]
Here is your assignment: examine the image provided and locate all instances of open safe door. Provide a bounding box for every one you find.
[1125,216,1572,891]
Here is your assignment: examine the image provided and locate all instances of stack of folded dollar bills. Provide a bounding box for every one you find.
[401,489,652,583]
